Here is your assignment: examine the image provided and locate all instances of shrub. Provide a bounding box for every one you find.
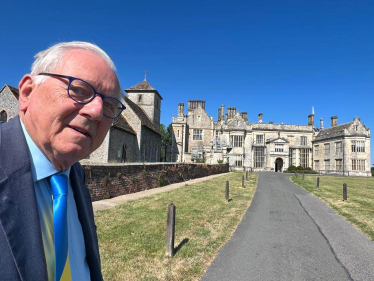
[286,165,297,173]
[217,159,223,164]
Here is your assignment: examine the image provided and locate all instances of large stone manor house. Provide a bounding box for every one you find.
[171,100,371,176]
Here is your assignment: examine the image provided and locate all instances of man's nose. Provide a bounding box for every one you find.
[79,96,104,121]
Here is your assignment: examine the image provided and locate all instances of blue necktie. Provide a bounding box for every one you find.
[50,174,69,281]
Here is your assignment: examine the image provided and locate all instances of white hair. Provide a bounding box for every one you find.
[31,41,117,85]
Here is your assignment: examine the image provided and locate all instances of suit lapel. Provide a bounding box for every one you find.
[70,164,102,281]
[0,117,48,281]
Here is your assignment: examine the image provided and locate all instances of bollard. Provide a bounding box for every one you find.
[246,170,249,181]
[242,175,245,188]
[302,172,305,181]
[295,170,298,178]
[317,177,320,189]
[343,183,347,201]
[166,203,176,257]
[226,181,229,202]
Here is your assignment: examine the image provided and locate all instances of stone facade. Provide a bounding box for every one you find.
[125,79,162,127]
[83,78,162,164]
[313,117,371,177]
[0,85,19,122]
[172,101,371,176]
[83,163,229,201]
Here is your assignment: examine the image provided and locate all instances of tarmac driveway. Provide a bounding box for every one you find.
[201,172,374,281]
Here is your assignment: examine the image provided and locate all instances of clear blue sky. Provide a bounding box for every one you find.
[1,0,373,165]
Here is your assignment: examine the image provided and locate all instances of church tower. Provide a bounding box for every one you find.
[125,71,163,127]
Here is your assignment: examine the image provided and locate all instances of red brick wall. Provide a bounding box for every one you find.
[83,163,229,201]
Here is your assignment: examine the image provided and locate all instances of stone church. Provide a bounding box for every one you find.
[0,77,162,164]
[171,100,371,176]
[83,78,162,163]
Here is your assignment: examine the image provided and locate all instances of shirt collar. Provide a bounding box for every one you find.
[21,120,71,182]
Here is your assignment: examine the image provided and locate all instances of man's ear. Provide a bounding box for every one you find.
[18,75,35,112]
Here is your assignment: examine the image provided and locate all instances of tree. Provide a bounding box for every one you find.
[160,124,172,162]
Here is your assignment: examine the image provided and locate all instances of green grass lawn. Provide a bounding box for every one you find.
[95,172,258,281]
[291,175,374,241]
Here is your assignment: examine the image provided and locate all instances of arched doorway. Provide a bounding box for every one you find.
[275,158,283,172]
[0,110,7,122]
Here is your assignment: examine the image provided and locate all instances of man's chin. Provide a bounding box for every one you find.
[52,146,91,169]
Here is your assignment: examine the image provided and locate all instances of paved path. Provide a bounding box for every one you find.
[202,172,374,281]
[92,172,231,211]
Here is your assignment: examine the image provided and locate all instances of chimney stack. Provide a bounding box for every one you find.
[269,121,273,124]
[331,116,338,127]
[320,118,324,130]
[258,113,263,123]
[308,114,314,126]
[188,100,206,111]
[240,112,248,121]
[227,107,236,119]
[178,103,184,117]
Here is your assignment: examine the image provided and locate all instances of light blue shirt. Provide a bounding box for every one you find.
[21,121,91,281]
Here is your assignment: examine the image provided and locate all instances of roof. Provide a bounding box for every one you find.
[1,85,19,100]
[125,80,163,99]
[127,80,156,91]
[112,114,136,135]
[124,96,161,135]
[314,122,353,140]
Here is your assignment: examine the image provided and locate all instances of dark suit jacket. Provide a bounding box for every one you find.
[0,116,103,281]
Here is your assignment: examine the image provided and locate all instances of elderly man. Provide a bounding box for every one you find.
[0,42,125,281]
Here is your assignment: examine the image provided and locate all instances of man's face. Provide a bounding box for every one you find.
[19,49,121,170]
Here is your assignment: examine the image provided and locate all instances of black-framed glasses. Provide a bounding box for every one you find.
[38,73,125,119]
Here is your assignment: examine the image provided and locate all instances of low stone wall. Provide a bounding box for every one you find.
[82,163,229,202]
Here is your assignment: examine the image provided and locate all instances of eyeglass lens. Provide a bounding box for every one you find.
[69,79,122,118]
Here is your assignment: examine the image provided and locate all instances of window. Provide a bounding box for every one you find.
[235,154,243,167]
[254,147,265,168]
[300,149,310,168]
[275,144,284,152]
[197,115,201,121]
[256,135,264,144]
[0,111,7,122]
[335,142,342,154]
[232,136,243,147]
[314,160,320,170]
[193,129,202,140]
[177,130,180,138]
[324,143,330,156]
[351,140,365,152]
[138,95,142,102]
[336,159,343,171]
[352,159,365,171]
[314,145,319,155]
[215,131,219,139]
[324,159,330,171]
[301,136,308,146]
[289,148,296,166]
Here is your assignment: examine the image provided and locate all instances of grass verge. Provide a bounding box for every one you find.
[95,172,258,281]
[291,175,374,241]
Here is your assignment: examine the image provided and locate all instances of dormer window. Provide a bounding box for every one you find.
[138,95,142,102]
[197,115,201,121]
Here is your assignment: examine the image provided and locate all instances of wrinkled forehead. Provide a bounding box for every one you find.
[57,49,122,98]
